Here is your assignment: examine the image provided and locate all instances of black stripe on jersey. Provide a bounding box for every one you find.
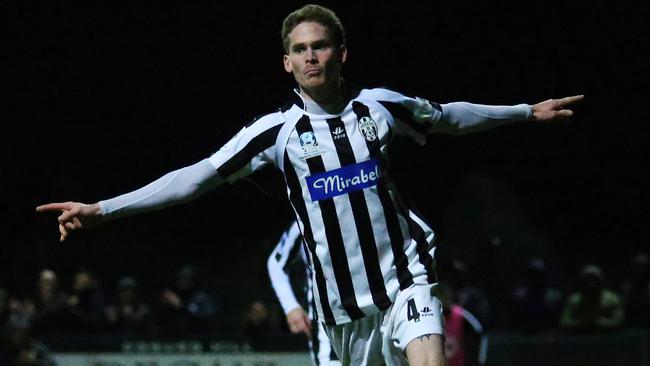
[282,235,303,273]
[353,102,415,291]
[283,150,335,324]
[296,116,365,321]
[217,124,282,178]
[328,116,391,311]
[408,216,437,284]
[378,101,430,136]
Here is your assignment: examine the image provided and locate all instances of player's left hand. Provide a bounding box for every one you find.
[531,95,584,122]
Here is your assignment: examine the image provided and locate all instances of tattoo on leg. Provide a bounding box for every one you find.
[417,333,435,342]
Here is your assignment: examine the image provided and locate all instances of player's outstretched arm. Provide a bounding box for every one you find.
[433,94,584,135]
[36,159,221,242]
[531,95,584,122]
[35,202,103,242]
[36,112,284,242]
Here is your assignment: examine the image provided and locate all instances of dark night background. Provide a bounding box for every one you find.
[3,2,648,330]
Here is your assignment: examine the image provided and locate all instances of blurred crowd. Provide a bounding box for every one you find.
[2,252,649,364]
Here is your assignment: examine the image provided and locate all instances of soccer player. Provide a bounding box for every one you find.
[267,221,340,366]
[36,5,582,366]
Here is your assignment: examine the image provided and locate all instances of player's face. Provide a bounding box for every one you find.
[283,21,347,96]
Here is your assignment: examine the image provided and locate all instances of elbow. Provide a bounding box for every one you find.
[266,255,277,274]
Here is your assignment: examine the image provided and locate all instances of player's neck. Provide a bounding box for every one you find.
[299,80,347,114]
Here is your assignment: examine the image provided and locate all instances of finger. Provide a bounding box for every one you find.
[65,222,78,231]
[36,202,71,213]
[556,95,584,107]
[295,321,311,338]
[303,315,313,332]
[59,208,78,223]
[556,109,574,118]
[59,224,68,242]
[300,318,312,336]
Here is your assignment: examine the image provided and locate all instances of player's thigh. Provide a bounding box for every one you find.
[388,283,445,365]
[324,313,385,366]
[405,333,446,366]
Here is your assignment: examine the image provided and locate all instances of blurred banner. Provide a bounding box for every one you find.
[54,352,311,366]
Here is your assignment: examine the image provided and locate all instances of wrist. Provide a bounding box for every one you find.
[90,203,104,217]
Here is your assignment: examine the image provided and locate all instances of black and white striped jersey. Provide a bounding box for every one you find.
[208,87,531,325]
[267,221,311,316]
[267,222,340,366]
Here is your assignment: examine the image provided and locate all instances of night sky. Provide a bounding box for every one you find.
[3,2,648,303]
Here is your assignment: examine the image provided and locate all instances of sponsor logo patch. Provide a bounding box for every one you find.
[299,131,324,159]
[306,159,380,201]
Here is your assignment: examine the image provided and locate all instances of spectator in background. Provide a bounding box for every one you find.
[448,260,491,328]
[28,269,69,336]
[1,288,31,335]
[241,300,272,341]
[439,283,487,366]
[2,289,55,366]
[158,264,217,335]
[509,258,563,332]
[620,253,650,328]
[2,319,56,366]
[1,287,16,364]
[67,269,106,333]
[105,276,156,335]
[559,264,624,333]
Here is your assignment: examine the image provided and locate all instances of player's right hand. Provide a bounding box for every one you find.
[286,306,312,338]
[35,202,102,242]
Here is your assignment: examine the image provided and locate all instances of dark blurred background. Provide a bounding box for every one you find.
[2,0,648,350]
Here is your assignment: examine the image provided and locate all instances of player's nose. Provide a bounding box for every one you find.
[305,48,317,63]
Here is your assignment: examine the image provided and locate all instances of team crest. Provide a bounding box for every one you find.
[358,116,378,142]
[299,131,323,159]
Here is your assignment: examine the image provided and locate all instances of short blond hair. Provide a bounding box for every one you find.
[281,4,346,53]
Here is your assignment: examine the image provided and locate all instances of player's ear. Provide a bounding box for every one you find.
[283,54,293,73]
[339,45,348,64]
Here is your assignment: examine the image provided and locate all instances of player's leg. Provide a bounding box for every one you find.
[384,283,446,366]
[404,333,446,366]
[324,313,386,366]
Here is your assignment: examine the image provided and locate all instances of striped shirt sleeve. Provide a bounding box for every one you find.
[98,112,284,218]
[366,88,443,144]
[208,112,284,182]
[367,88,532,143]
[267,222,304,315]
